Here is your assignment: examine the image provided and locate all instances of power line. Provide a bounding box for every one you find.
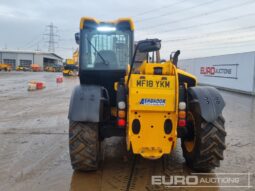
[59,38,74,42]
[167,36,255,49]
[21,34,42,49]
[138,0,255,30]
[163,24,255,43]
[180,40,255,52]
[136,0,218,23]
[145,12,255,36]
[25,37,44,50]
[57,46,74,50]
[133,0,189,18]
[164,32,255,47]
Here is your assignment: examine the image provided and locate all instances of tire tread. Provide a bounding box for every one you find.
[182,115,226,172]
[69,121,99,171]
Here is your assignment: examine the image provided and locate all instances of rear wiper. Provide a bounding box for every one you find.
[86,38,108,65]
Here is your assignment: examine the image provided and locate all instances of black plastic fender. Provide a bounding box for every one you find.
[68,85,108,122]
[188,86,225,123]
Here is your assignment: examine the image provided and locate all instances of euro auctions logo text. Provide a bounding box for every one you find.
[200,64,238,79]
[152,175,199,186]
[151,173,252,188]
[200,67,232,75]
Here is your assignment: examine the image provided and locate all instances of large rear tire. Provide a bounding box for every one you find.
[181,99,226,172]
[69,121,100,171]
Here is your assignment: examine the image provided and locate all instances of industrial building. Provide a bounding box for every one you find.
[179,51,255,95]
[0,50,63,69]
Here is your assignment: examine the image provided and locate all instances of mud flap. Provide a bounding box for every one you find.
[68,85,107,122]
[188,86,225,123]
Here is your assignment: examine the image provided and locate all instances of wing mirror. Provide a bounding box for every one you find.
[75,32,80,45]
[137,39,161,53]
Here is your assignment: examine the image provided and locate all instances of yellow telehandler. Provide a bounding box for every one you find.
[68,17,226,172]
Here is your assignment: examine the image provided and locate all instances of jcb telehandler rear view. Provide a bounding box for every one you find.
[68,17,226,172]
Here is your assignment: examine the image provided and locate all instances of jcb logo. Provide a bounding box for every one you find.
[136,80,170,88]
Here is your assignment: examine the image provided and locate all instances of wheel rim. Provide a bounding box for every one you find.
[184,112,196,152]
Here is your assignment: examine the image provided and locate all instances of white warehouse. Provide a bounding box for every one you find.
[179,51,255,95]
[0,50,63,69]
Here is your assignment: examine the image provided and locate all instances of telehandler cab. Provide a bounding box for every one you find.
[68,17,226,172]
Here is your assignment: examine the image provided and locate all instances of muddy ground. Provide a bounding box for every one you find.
[0,72,254,191]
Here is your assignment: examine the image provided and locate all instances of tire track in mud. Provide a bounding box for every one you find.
[70,138,189,191]
[131,157,157,190]
[70,141,219,191]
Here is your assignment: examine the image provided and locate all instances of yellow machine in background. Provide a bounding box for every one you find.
[68,17,226,173]
[66,58,75,65]
[16,66,32,71]
[0,63,11,71]
[63,59,78,76]
[44,65,62,72]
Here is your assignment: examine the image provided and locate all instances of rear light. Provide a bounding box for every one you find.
[179,102,186,110]
[118,110,126,118]
[118,101,126,109]
[178,119,186,127]
[178,101,187,127]
[118,119,126,127]
[179,111,186,119]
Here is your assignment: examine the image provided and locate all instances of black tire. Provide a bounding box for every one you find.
[181,100,226,172]
[69,121,100,171]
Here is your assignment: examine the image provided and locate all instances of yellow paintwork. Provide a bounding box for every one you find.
[80,17,134,31]
[66,59,75,65]
[73,49,79,65]
[80,17,99,29]
[63,70,69,74]
[139,61,175,75]
[125,61,179,159]
[176,68,197,86]
[16,66,24,71]
[112,59,197,159]
[63,70,73,76]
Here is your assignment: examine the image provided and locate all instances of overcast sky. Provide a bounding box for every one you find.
[1,0,255,59]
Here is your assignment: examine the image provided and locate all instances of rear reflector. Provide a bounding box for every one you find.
[118,119,126,127]
[178,119,186,127]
